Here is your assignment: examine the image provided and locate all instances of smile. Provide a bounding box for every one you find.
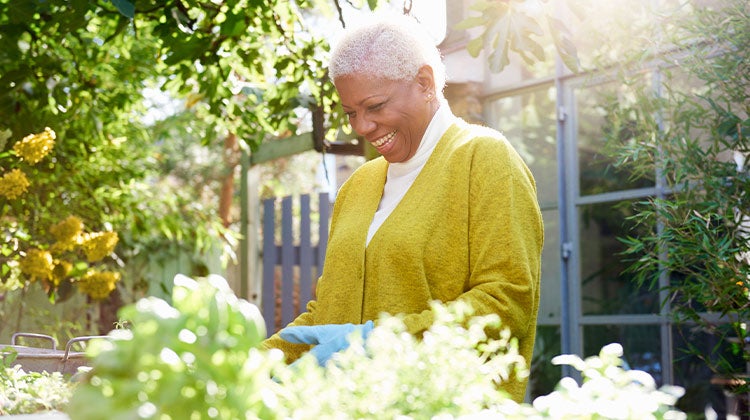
[372,131,396,148]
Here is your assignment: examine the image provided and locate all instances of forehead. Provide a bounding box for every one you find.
[334,74,406,107]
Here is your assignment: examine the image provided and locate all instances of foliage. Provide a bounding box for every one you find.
[0,0,342,149]
[0,0,285,322]
[531,344,685,419]
[0,355,74,416]
[277,301,528,419]
[455,0,579,73]
[606,0,750,389]
[65,274,685,419]
[67,274,275,420]
[1,128,122,305]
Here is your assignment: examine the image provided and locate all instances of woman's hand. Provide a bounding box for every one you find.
[279,321,374,366]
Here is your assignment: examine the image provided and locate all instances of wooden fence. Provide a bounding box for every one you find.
[261,193,330,336]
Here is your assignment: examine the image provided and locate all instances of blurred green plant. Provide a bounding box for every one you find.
[64,274,685,419]
[66,274,282,419]
[455,0,580,73]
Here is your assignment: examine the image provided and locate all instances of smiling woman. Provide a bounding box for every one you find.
[261,13,544,403]
[335,73,436,162]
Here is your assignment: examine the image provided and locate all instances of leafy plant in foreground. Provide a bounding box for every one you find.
[67,274,276,420]
[0,357,73,416]
[65,275,687,419]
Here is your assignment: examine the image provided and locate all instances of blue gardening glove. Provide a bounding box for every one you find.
[279,321,374,366]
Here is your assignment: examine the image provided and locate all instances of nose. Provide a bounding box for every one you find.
[350,115,376,137]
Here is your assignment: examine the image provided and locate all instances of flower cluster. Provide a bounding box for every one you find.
[0,169,31,199]
[17,249,75,287]
[18,249,55,281]
[76,270,121,300]
[12,127,56,164]
[2,128,121,302]
[80,231,119,262]
[1,128,56,200]
[49,216,85,252]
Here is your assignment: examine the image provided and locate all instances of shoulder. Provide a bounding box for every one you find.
[344,156,387,183]
[337,157,387,195]
[443,120,526,170]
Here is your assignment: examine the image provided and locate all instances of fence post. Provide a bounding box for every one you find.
[280,196,295,327]
[261,199,277,337]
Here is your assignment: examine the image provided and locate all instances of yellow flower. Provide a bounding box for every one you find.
[13,127,56,164]
[50,260,72,286]
[80,231,119,262]
[50,216,84,252]
[77,270,120,300]
[19,248,54,281]
[0,169,31,199]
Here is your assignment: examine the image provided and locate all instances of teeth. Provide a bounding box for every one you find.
[373,131,396,147]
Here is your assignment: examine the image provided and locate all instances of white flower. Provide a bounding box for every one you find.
[734,150,747,173]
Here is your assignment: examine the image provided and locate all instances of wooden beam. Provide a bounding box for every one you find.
[249,132,315,165]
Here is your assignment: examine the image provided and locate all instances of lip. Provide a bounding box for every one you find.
[371,131,396,148]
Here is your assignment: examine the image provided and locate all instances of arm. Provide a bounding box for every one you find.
[402,136,543,346]
[260,300,317,362]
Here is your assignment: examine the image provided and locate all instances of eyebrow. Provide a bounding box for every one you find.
[342,94,388,110]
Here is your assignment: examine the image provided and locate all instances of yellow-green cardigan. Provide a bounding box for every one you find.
[263,120,543,402]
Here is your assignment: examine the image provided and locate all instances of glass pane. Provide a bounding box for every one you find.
[583,324,662,384]
[579,200,658,315]
[529,325,562,400]
[486,87,558,208]
[576,79,655,196]
[539,209,561,324]
[672,325,743,418]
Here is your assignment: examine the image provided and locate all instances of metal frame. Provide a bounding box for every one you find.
[481,60,677,385]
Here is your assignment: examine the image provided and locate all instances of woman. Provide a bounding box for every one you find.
[262,14,543,402]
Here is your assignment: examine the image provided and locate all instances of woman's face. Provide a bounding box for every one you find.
[335,66,436,163]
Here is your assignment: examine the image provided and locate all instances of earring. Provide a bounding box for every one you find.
[426,93,433,101]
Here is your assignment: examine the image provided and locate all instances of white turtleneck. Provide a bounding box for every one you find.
[366,103,457,246]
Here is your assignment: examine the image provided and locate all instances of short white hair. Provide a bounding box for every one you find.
[329,14,446,92]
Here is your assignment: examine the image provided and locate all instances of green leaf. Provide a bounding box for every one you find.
[468,0,494,12]
[548,17,580,72]
[220,13,246,37]
[110,0,134,19]
[454,16,486,31]
[466,37,484,58]
[488,42,511,73]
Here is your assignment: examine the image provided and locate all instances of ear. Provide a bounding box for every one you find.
[415,65,436,95]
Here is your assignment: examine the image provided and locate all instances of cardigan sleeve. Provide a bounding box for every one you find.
[401,134,543,403]
[469,136,542,330]
[259,300,315,362]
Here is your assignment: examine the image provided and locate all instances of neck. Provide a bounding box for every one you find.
[427,97,441,118]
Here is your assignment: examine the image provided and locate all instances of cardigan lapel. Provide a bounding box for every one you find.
[318,158,388,325]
